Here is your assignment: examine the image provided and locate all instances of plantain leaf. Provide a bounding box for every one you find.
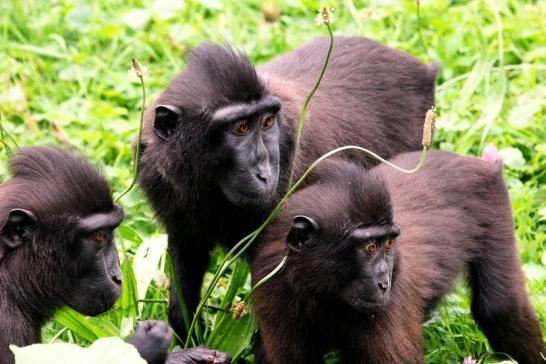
[11,337,146,364]
[119,255,140,318]
[213,260,249,329]
[133,234,168,311]
[117,225,143,245]
[54,308,119,342]
[507,86,546,129]
[206,312,256,360]
[498,147,526,170]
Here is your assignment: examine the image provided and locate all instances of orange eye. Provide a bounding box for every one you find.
[364,241,378,255]
[93,231,107,244]
[262,115,274,129]
[385,239,394,251]
[233,121,251,135]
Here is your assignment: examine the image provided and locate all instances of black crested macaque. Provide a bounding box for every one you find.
[251,152,545,364]
[0,147,230,364]
[138,36,439,338]
[0,147,124,364]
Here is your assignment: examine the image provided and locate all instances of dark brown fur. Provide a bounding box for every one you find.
[0,147,114,364]
[0,148,232,364]
[138,37,438,338]
[252,151,545,363]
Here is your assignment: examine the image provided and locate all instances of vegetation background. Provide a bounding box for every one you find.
[0,0,544,362]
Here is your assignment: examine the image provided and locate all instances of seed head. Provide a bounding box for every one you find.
[131,58,149,78]
[360,8,375,21]
[232,301,247,320]
[422,106,436,147]
[315,6,334,26]
[261,2,281,22]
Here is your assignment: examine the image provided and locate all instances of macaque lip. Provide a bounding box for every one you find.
[346,294,390,312]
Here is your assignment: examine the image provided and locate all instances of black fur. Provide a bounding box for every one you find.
[0,147,232,364]
[0,147,118,364]
[138,37,438,339]
[252,152,545,363]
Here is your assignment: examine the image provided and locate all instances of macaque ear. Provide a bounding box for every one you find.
[286,215,320,252]
[154,104,183,141]
[0,209,37,259]
[391,223,401,237]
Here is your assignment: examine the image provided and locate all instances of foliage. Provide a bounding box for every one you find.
[10,337,146,364]
[0,0,544,363]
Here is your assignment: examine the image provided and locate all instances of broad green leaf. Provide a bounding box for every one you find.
[11,337,146,364]
[120,317,135,339]
[498,147,526,170]
[523,263,546,281]
[152,0,185,20]
[214,260,250,328]
[119,255,140,318]
[199,0,222,10]
[538,207,546,223]
[457,69,507,154]
[457,56,491,109]
[54,308,119,342]
[54,309,99,342]
[65,5,93,29]
[507,86,546,129]
[121,9,151,30]
[206,313,256,361]
[117,225,144,245]
[442,56,492,134]
[133,234,168,310]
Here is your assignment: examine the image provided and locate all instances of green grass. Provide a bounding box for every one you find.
[1,0,545,363]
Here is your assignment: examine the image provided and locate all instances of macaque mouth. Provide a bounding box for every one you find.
[348,294,390,311]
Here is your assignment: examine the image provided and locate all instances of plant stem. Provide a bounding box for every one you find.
[415,0,430,59]
[247,254,287,300]
[288,24,334,186]
[48,327,69,344]
[116,75,146,202]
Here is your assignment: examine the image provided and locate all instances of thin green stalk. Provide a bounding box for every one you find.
[479,0,505,149]
[116,71,146,202]
[486,0,504,67]
[184,232,255,347]
[288,24,334,185]
[247,254,288,299]
[48,327,69,344]
[415,0,430,59]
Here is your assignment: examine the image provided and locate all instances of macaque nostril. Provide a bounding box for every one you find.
[378,281,389,291]
[112,272,122,286]
[256,173,268,184]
